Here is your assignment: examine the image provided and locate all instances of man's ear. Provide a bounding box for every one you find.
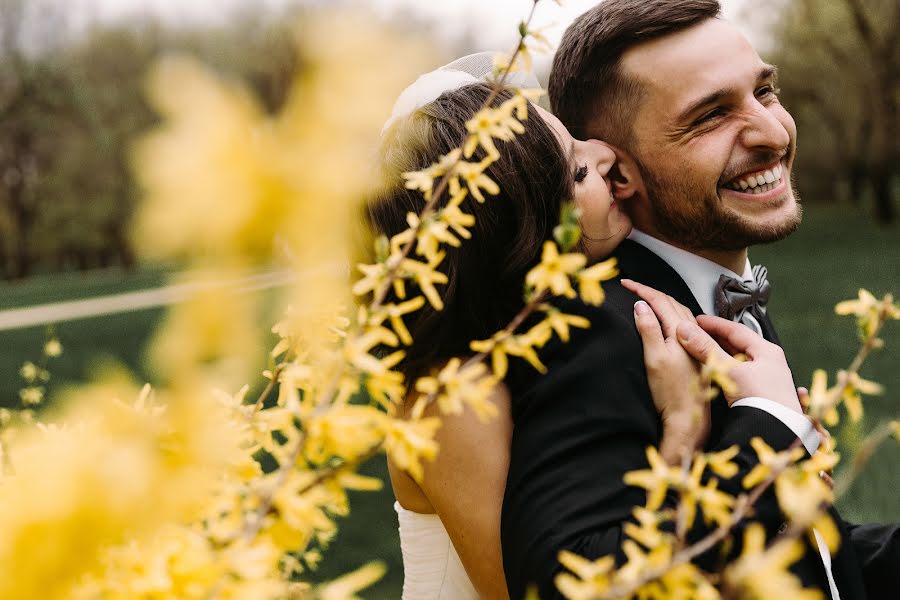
[608,148,643,202]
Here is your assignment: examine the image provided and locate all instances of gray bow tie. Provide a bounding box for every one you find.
[714,265,771,322]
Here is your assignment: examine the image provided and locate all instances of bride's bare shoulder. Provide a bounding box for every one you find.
[389,358,512,513]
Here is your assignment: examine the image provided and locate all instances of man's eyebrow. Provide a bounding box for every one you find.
[675,88,730,124]
[675,65,780,124]
[759,64,779,83]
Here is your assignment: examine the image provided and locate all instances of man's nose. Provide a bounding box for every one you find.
[740,102,791,152]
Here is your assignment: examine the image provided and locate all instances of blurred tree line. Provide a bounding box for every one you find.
[0,0,300,280]
[765,0,897,223]
[0,0,894,282]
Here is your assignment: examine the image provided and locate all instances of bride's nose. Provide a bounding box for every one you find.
[586,139,617,174]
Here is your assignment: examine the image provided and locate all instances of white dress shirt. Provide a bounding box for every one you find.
[627,229,840,599]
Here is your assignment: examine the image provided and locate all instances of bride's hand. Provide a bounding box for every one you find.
[674,316,803,414]
[624,279,710,465]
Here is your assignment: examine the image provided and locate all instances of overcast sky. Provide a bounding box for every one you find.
[62,0,752,50]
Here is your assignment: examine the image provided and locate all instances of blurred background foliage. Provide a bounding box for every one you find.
[761,0,898,223]
[0,0,895,282]
[0,0,896,596]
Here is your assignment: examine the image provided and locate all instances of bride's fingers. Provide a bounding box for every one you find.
[622,279,684,338]
[674,320,734,366]
[674,300,696,323]
[634,300,665,356]
[797,386,810,412]
[694,315,774,359]
[622,278,695,323]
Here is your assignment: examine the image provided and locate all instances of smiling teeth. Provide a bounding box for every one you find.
[727,164,783,192]
[748,181,777,194]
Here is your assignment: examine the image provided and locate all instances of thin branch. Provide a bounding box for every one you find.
[369,0,542,312]
[593,439,805,600]
[833,415,898,498]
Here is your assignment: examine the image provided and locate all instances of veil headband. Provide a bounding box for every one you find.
[382,51,541,134]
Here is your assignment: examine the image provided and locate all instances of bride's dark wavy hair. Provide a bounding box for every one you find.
[362,83,574,383]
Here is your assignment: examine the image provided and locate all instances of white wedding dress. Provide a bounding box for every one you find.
[395,502,480,599]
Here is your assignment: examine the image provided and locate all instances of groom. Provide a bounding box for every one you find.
[501,1,897,599]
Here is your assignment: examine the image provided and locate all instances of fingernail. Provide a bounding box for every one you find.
[622,278,633,285]
[634,300,650,315]
[677,321,699,341]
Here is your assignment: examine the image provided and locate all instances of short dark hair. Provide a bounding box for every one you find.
[549,0,721,146]
[364,83,572,383]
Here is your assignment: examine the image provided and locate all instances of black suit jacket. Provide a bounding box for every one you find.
[501,240,881,600]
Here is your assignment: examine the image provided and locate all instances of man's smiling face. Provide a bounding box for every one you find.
[623,18,801,250]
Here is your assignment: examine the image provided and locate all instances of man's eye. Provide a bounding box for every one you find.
[756,85,780,100]
[694,107,724,126]
[574,165,589,183]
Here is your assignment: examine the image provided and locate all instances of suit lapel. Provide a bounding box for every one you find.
[757,308,782,346]
[613,239,731,442]
[613,239,704,316]
[616,239,786,346]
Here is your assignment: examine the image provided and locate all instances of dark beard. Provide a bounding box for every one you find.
[638,161,803,250]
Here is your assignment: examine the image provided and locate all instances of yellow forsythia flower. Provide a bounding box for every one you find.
[836,369,883,423]
[384,418,441,483]
[43,338,63,357]
[706,445,740,479]
[463,99,526,159]
[19,361,40,383]
[555,551,616,600]
[526,241,587,298]
[623,446,673,511]
[454,159,501,203]
[18,386,44,406]
[400,255,449,311]
[317,561,386,600]
[539,306,591,343]
[724,523,823,600]
[742,437,805,489]
[415,359,499,421]
[807,369,839,426]
[835,289,899,339]
[577,258,618,305]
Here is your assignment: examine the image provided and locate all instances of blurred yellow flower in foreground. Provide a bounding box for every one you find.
[724,523,822,600]
[133,11,435,380]
[835,289,899,339]
[0,377,241,600]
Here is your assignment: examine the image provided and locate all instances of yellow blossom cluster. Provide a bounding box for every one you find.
[469,242,617,378]
[0,5,593,598]
[553,291,898,600]
[15,328,61,409]
[0,2,896,599]
[805,289,897,426]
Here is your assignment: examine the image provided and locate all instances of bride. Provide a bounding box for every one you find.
[366,53,805,599]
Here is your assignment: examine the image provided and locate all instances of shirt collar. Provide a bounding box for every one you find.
[627,229,753,315]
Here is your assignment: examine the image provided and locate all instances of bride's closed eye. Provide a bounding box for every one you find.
[573,165,589,183]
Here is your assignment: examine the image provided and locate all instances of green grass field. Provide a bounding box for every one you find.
[0,205,897,597]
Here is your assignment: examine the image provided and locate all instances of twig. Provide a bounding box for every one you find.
[833,414,898,498]
[592,438,804,600]
[369,0,543,311]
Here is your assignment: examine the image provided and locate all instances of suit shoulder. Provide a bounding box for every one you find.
[543,279,643,361]
[505,279,649,412]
